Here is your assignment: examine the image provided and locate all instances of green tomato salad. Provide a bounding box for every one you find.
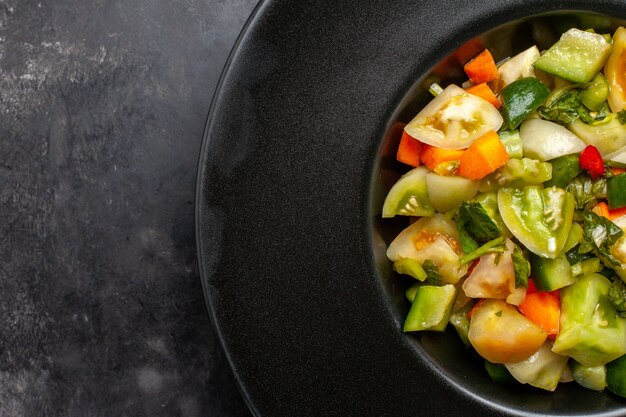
[382,25,626,395]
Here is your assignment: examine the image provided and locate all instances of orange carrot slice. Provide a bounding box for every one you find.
[518,292,560,337]
[457,131,509,180]
[464,49,499,84]
[465,82,501,108]
[420,144,465,171]
[396,131,422,167]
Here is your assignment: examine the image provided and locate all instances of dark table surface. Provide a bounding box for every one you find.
[0,0,257,415]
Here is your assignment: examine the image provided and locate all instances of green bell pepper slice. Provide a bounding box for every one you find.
[500,77,550,129]
[608,173,626,209]
[607,354,626,398]
[497,186,575,258]
[543,154,581,188]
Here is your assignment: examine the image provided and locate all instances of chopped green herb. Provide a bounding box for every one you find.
[539,87,585,124]
[565,175,607,210]
[512,244,530,288]
[582,210,624,268]
[538,86,609,125]
[565,247,595,265]
[421,260,441,286]
[608,279,626,318]
[459,236,506,265]
[456,202,502,254]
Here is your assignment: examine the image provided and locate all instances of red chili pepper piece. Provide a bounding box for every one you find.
[579,145,605,179]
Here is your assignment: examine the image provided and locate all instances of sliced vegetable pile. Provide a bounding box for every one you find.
[383,26,626,395]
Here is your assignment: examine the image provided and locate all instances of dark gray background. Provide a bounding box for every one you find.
[0,0,256,415]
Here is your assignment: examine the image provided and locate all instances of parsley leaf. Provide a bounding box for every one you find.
[565,175,607,210]
[512,244,530,288]
[459,236,506,265]
[421,260,441,286]
[539,86,609,125]
[609,279,626,318]
[538,88,583,124]
[582,210,624,268]
[456,202,502,254]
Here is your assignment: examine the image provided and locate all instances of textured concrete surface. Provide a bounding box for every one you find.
[0,0,256,415]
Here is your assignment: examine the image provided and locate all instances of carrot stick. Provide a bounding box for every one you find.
[464,49,499,84]
[457,131,509,180]
[612,167,626,176]
[420,144,465,171]
[518,292,560,337]
[465,83,501,108]
[396,131,422,167]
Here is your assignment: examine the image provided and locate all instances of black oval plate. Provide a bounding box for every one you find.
[197,1,626,416]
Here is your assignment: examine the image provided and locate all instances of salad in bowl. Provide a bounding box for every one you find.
[382,23,626,395]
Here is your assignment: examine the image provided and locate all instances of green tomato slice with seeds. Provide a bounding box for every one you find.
[382,166,434,218]
[404,84,503,150]
[497,186,575,258]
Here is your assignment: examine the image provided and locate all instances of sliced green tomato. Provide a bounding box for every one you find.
[504,342,569,392]
[604,26,626,113]
[553,273,626,367]
[403,284,456,332]
[534,28,612,83]
[382,167,434,218]
[501,78,550,129]
[497,186,575,258]
[497,46,541,87]
[404,84,503,150]
[494,158,552,188]
[468,299,547,364]
[386,214,467,284]
[519,118,586,161]
[572,360,607,392]
[569,116,626,158]
[562,222,584,253]
[426,172,479,213]
[462,238,526,306]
